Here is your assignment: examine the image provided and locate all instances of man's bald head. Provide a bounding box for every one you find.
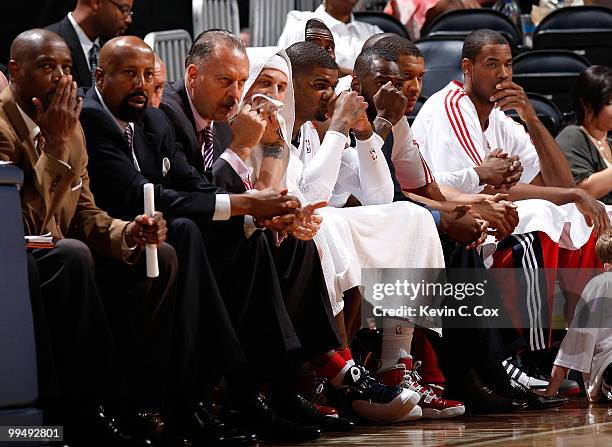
[99,35,154,71]
[10,29,69,63]
[8,29,73,115]
[96,36,154,123]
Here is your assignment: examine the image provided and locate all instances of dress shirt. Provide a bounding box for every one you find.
[67,12,101,70]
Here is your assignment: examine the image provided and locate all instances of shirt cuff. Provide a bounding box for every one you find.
[213,193,231,221]
[355,131,385,147]
[325,130,349,148]
[467,167,485,193]
[220,148,251,182]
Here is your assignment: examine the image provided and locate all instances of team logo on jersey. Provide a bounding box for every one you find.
[370,148,377,160]
[305,138,312,154]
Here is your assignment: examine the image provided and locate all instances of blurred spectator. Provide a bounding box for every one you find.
[557,66,612,205]
[421,0,481,36]
[278,0,382,75]
[384,0,439,40]
[151,52,166,108]
[240,27,251,47]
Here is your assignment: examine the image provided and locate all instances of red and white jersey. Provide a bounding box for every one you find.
[412,81,541,194]
[391,116,435,190]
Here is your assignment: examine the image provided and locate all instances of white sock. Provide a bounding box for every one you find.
[380,319,414,371]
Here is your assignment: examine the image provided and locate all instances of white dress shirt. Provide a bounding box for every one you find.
[277,5,382,71]
[67,12,100,70]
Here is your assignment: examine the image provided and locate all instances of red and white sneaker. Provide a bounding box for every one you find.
[377,356,465,419]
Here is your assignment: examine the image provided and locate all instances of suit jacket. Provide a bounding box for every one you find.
[160,81,233,176]
[0,87,132,261]
[46,16,94,88]
[80,87,232,224]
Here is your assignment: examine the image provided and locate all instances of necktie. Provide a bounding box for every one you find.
[199,126,214,171]
[89,43,99,85]
[124,124,140,171]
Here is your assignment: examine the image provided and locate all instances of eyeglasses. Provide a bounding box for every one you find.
[106,0,134,17]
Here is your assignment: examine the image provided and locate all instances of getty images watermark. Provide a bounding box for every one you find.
[360,268,610,330]
[371,278,499,318]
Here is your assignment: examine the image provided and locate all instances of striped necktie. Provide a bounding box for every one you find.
[88,43,99,85]
[124,124,140,171]
[199,126,214,170]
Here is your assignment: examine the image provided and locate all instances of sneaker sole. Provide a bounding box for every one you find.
[352,388,420,424]
[421,405,465,419]
[397,405,422,422]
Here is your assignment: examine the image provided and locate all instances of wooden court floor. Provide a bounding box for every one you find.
[271,399,612,447]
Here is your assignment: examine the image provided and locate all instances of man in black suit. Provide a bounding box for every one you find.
[46,0,134,87]
[80,35,356,444]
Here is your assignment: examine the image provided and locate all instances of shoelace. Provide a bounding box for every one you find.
[401,361,438,402]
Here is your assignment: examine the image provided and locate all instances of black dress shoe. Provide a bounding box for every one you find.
[125,410,165,441]
[65,404,153,447]
[500,382,569,410]
[450,370,527,414]
[270,393,355,432]
[224,395,322,443]
[165,402,256,447]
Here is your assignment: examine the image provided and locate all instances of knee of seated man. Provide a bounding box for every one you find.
[156,242,178,281]
[166,216,202,243]
[54,238,95,272]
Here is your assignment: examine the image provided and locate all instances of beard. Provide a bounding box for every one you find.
[116,92,149,123]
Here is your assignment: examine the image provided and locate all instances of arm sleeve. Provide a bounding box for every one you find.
[497,112,541,184]
[412,93,485,194]
[298,130,348,202]
[556,126,598,184]
[392,117,435,189]
[353,132,394,204]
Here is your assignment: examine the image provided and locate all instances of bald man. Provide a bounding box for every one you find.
[46,0,134,87]
[0,29,175,445]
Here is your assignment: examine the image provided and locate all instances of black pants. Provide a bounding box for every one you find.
[164,217,247,411]
[200,220,340,386]
[434,237,512,396]
[29,238,177,413]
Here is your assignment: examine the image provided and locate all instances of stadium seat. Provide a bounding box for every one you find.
[296,0,323,11]
[416,38,464,98]
[144,29,193,83]
[504,92,565,137]
[512,50,591,116]
[353,11,410,39]
[533,6,612,67]
[0,164,41,426]
[192,0,240,38]
[251,0,295,46]
[420,9,522,51]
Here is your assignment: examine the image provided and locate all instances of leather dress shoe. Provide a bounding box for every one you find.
[451,370,527,414]
[500,382,569,410]
[65,404,153,447]
[165,401,256,447]
[270,393,355,432]
[224,395,322,443]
